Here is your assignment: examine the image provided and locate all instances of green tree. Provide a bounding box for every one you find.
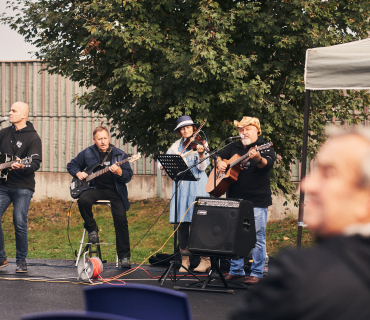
[3,0,370,203]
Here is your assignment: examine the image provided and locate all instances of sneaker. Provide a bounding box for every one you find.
[16,260,27,273]
[121,257,131,268]
[0,258,8,268]
[88,231,99,244]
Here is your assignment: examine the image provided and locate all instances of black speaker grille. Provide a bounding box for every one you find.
[191,207,237,251]
[189,197,256,257]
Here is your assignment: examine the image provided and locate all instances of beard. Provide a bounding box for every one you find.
[241,137,252,146]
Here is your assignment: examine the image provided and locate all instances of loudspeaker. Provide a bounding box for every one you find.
[189,197,256,258]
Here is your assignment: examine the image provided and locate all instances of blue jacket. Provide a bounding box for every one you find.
[67,144,133,210]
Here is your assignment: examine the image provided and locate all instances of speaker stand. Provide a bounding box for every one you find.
[174,256,238,294]
[158,256,202,286]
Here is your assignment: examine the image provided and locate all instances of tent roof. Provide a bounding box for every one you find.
[304,38,370,90]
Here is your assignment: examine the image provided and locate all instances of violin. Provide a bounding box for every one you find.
[180,119,209,154]
[183,134,210,153]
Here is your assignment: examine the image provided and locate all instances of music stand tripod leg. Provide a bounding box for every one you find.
[159,179,180,286]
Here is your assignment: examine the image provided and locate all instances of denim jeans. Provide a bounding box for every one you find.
[0,185,34,261]
[229,207,268,278]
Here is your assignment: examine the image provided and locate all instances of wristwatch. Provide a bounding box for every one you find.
[256,157,263,164]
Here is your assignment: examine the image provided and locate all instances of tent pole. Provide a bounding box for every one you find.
[297,89,310,249]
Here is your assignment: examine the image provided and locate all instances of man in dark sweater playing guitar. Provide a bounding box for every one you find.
[216,117,275,285]
[0,102,42,273]
[67,126,134,268]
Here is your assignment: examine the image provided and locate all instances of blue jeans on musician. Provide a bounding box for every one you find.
[229,207,268,278]
[0,185,34,261]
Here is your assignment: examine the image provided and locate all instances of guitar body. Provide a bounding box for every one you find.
[70,177,92,199]
[206,154,242,197]
[0,153,16,184]
[69,165,100,199]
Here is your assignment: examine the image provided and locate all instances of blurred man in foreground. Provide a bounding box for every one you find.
[232,126,370,320]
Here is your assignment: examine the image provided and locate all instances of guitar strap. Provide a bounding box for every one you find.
[100,145,113,167]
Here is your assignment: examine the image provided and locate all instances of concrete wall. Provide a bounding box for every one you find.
[34,172,299,221]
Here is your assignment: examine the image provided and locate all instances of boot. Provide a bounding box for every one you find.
[179,250,190,273]
[193,256,211,273]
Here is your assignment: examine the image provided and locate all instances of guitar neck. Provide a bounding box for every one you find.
[229,152,251,168]
[86,158,128,182]
[228,144,270,169]
[0,160,16,170]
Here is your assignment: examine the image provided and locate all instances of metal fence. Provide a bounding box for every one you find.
[3,60,366,180]
[0,61,156,174]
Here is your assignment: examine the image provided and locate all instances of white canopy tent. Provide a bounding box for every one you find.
[297,38,370,246]
[305,38,370,90]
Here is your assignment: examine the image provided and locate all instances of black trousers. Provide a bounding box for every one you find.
[178,222,190,251]
[78,188,130,259]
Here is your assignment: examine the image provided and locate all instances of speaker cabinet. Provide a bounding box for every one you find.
[189,197,256,258]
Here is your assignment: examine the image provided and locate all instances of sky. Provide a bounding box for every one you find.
[0,2,38,60]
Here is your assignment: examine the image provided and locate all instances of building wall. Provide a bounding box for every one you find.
[0,60,156,175]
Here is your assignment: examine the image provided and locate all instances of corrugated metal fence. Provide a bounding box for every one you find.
[5,60,363,181]
[0,61,156,174]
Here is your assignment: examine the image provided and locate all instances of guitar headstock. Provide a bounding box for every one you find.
[129,154,141,163]
[19,156,33,167]
[17,154,38,167]
[257,142,273,152]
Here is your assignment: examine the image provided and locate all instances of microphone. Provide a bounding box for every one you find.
[0,117,9,123]
[228,134,244,140]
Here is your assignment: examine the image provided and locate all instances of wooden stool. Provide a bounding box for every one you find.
[75,200,119,267]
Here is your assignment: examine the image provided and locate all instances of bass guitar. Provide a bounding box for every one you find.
[206,142,273,197]
[0,153,33,183]
[70,154,141,199]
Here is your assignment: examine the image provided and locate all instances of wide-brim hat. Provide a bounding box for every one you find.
[174,115,199,132]
[234,116,262,136]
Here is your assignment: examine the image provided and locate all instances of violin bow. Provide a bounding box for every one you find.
[180,119,207,155]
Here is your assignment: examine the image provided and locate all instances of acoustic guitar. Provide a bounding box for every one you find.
[70,154,141,199]
[206,142,273,197]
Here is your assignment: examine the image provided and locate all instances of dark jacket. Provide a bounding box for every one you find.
[0,122,42,191]
[232,235,370,320]
[217,137,275,207]
[66,144,133,210]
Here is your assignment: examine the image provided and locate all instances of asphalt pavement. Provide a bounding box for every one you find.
[0,258,253,320]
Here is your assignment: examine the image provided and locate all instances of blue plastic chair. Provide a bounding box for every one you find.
[22,310,137,320]
[83,283,193,320]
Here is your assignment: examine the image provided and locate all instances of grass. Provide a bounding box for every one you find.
[1,198,315,263]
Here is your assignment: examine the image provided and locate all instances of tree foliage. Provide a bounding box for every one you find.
[3,0,370,203]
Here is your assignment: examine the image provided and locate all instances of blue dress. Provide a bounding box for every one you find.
[167,138,210,223]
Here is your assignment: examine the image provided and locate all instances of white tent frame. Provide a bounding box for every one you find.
[298,39,370,246]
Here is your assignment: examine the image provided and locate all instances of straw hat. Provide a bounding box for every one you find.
[234,116,261,136]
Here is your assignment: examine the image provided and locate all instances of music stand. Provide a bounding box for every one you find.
[156,154,202,286]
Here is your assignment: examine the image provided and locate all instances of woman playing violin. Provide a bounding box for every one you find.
[160,115,211,273]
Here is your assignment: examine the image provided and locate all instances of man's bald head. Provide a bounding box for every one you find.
[9,102,29,130]
[13,102,29,117]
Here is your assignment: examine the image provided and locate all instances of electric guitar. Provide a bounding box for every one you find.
[0,154,33,184]
[70,154,141,199]
[206,142,273,197]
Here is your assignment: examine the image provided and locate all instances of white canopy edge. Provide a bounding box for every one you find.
[304,38,370,90]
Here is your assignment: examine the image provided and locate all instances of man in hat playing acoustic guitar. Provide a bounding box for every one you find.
[216,116,275,285]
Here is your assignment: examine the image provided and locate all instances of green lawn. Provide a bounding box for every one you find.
[1,198,314,263]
